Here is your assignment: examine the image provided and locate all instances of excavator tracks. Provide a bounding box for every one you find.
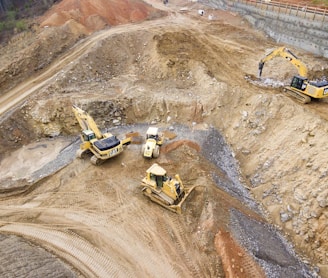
[90,155,104,165]
[283,87,311,104]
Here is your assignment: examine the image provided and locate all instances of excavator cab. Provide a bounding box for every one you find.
[290,76,307,91]
[82,130,97,141]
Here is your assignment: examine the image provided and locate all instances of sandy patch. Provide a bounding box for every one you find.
[0,137,72,181]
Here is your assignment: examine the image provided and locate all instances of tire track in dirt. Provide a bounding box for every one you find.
[156,214,203,277]
[132,210,185,278]
[64,202,185,278]
[0,224,133,278]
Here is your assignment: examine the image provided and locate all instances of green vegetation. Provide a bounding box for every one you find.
[0,9,27,36]
[15,20,27,31]
[311,0,328,7]
[0,0,56,42]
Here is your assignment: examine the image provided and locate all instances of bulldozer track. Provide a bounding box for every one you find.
[0,224,133,277]
[283,87,312,104]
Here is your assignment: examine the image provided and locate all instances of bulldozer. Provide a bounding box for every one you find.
[72,105,131,165]
[258,46,328,103]
[141,163,196,214]
[142,127,164,158]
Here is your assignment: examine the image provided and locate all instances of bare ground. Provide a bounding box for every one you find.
[0,0,328,277]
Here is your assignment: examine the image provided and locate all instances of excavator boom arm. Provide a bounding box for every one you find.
[258,47,308,78]
[72,105,103,139]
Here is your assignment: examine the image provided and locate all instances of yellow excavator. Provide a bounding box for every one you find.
[141,163,196,214]
[72,105,131,165]
[142,127,164,158]
[258,46,328,103]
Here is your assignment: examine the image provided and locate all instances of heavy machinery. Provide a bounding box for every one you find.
[258,46,328,103]
[142,127,164,158]
[141,163,196,214]
[72,105,131,165]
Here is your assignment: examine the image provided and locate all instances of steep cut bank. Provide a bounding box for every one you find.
[201,0,328,57]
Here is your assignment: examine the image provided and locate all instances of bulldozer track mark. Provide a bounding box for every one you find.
[96,189,106,213]
[0,220,101,231]
[0,175,53,201]
[0,191,97,210]
[171,216,203,277]
[132,213,162,250]
[157,216,203,278]
[0,224,133,277]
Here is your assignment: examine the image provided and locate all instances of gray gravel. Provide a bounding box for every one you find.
[230,209,317,278]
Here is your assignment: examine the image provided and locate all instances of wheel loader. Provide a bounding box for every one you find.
[72,105,131,165]
[258,46,328,103]
[141,163,196,214]
[142,127,164,158]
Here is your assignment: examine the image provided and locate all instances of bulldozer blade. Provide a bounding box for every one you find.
[175,185,198,213]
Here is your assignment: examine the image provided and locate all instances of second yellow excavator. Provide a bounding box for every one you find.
[258,46,328,103]
[72,105,131,165]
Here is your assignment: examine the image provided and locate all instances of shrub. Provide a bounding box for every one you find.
[0,22,4,32]
[311,0,328,6]
[15,20,27,31]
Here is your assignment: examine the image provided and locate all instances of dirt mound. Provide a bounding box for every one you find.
[161,139,201,154]
[39,0,166,32]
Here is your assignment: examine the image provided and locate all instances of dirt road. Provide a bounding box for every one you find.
[0,15,181,116]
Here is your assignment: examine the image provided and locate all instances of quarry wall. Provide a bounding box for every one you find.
[200,0,328,58]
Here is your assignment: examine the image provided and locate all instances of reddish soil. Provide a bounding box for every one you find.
[39,0,166,32]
